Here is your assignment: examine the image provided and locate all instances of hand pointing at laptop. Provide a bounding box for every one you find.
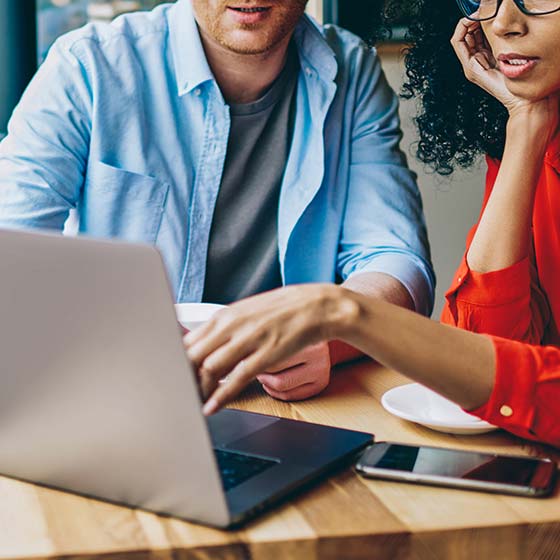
[184,284,344,415]
[185,283,496,426]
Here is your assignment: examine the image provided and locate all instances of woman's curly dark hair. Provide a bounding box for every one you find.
[372,1,509,175]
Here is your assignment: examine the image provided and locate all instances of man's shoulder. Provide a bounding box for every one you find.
[53,3,172,59]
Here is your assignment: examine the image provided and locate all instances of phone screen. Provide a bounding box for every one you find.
[361,443,553,488]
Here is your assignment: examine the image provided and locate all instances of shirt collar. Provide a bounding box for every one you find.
[167,1,338,97]
[168,0,214,96]
[292,15,338,84]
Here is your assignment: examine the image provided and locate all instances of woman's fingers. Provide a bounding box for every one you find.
[202,351,269,415]
[451,18,479,61]
[264,345,315,373]
[473,52,491,71]
[184,312,234,366]
[183,285,338,414]
[464,30,475,50]
[451,18,495,79]
[449,16,514,104]
[184,305,235,346]
[473,26,487,54]
[198,334,258,387]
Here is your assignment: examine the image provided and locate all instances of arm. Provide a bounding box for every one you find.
[0,38,91,230]
[185,283,493,414]
[336,44,435,317]
[329,47,434,364]
[438,19,558,342]
[255,271,414,401]
[187,284,560,447]
[441,212,551,343]
[329,271,414,365]
[466,114,553,273]
[333,289,560,446]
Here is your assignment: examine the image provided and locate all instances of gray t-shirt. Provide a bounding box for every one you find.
[203,48,299,304]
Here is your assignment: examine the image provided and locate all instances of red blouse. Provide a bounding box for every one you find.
[441,135,560,447]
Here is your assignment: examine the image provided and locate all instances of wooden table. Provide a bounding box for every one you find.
[2,361,559,560]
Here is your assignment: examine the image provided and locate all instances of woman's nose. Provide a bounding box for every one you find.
[490,0,528,38]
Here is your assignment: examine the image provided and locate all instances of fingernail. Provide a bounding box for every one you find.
[203,397,219,416]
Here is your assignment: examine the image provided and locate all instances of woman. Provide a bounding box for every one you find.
[185,0,560,447]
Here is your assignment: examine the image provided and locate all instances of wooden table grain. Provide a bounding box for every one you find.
[1,361,559,560]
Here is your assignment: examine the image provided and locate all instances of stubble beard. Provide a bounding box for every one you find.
[210,3,307,56]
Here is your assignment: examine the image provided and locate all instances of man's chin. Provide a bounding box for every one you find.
[217,32,284,56]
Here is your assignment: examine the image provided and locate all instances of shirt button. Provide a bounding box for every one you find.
[194,88,202,96]
[500,405,513,417]
[305,67,313,76]
[457,276,462,283]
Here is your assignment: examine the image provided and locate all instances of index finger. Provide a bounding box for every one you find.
[184,315,232,367]
[450,17,480,61]
[202,351,268,415]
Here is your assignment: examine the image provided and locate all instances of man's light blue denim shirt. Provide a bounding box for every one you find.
[0,0,435,313]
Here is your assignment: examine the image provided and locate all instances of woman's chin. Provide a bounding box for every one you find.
[506,82,560,104]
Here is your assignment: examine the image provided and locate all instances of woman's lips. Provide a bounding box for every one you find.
[497,55,538,79]
[227,6,272,25]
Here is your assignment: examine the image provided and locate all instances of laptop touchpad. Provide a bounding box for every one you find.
[208,409,279,446]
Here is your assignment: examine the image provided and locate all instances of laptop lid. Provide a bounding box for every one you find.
[0,229,231,527]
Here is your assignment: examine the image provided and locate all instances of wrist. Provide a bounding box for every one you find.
[504,119,549,166]
[507,108,555,149]
[319,285,363,341]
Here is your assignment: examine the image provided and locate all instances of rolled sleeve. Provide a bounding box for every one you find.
[441,153,550,341]
[468,336,560,447]
[349,251,434,316]
[442,256,549,342]
[446,256,530,307]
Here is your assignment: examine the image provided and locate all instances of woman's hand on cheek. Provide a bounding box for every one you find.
[451,18,519,110]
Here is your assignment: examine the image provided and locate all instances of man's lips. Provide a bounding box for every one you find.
[228,6,271,12]
[227,5,272,23]
[497,53,539,79]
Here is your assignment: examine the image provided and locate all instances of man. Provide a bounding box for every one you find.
[0,0,434,401]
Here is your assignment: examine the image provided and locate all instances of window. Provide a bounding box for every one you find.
[37,1,167,62]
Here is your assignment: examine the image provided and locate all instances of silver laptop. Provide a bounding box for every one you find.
[0,228,372,528]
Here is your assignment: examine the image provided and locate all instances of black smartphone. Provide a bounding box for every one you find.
[355,442,557,497]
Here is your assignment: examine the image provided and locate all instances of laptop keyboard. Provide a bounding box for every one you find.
[214,448,277,491]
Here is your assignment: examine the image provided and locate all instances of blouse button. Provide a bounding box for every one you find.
[500,405,513,417]
[457,276,462,283]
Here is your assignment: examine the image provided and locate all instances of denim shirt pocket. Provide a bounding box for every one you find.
[82,161,169,244]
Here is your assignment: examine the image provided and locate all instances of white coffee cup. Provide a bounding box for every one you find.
[174,302,226,331]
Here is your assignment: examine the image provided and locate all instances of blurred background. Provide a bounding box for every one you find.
[0,0,485,317]
[37,1,168,62]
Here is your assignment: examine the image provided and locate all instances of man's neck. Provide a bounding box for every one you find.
[199,31,293,105]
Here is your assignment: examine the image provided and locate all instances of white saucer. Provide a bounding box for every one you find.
[381,383,498,435]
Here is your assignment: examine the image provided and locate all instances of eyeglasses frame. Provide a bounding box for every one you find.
[456,0,560,21]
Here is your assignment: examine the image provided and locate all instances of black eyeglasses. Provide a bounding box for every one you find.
[456,0,560,21]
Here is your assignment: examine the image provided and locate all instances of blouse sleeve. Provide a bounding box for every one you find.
[468,336,560,448]
[440,157,550,343]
